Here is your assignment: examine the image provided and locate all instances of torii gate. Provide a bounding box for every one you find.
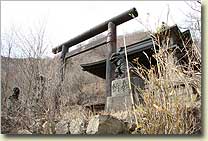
[52,8,138,97]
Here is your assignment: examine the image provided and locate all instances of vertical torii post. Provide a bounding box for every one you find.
[60,45,68,81]
[52,7,138,97]
[106,22,117,97]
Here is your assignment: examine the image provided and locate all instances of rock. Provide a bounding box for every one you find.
[70,118,86,134]
[55,120,70,134]
[17,129,32,134]
[127,123,143,134]
[86,115,129,134]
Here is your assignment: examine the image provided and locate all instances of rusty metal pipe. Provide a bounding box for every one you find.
[52,7,138,54]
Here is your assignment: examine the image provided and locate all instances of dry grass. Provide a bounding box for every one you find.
[1,26,201,134]
[129,33,201,134]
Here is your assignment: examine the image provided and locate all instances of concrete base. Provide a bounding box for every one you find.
[105,77,144,112]
[106,95,132,112]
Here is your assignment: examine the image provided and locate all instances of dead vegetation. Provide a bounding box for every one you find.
[132,36,201,134]
[1,2,201,134]
[1,27,201,134]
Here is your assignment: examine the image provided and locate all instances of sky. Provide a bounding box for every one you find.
[1,1,200,58]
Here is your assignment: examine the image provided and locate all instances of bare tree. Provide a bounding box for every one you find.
[183,1,201,46]
[1,22,61,133]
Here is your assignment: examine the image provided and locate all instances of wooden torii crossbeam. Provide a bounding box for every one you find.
[52,8,138,97]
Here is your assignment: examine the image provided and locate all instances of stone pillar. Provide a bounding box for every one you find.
[105,77,144,112]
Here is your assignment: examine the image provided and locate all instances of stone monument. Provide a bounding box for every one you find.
[105,76,144,112]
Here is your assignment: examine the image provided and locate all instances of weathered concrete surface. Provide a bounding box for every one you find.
[111,78,130,97]
[106,95,132,111]
[106,77,144,111]
[86,115,128,134]
[111,77,144,97]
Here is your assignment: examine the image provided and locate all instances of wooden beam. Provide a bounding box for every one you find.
[106,22,117,97]
[52,8,138,54]
[65,36,107,59]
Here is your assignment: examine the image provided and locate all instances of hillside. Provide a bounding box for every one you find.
[1,30,201,134]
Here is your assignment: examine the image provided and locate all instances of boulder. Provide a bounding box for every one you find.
[86,115,129,134]
[55,120,70,134]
